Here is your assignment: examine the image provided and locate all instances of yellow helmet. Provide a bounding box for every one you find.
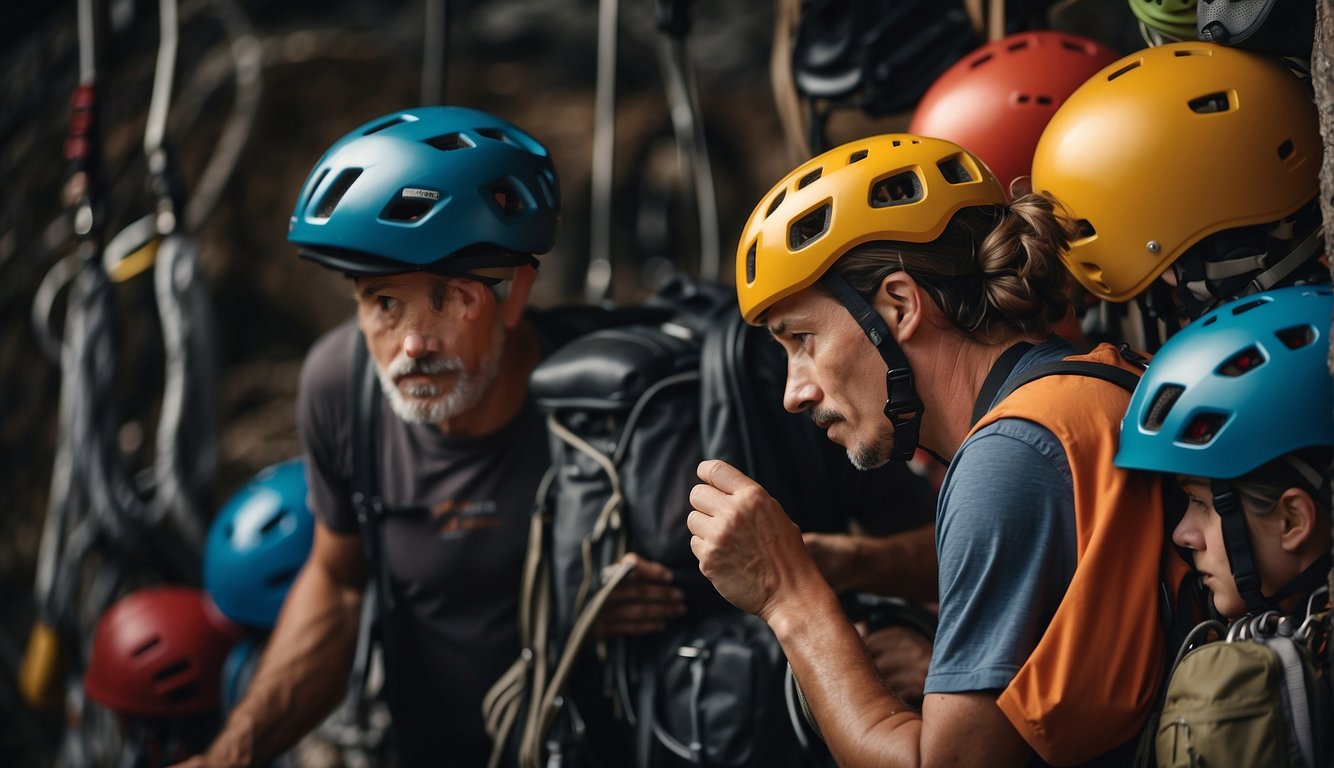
[1031,42,1320,303]
[735,134,1005,324]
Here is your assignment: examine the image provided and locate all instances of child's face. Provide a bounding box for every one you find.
[1172,479,1247,618]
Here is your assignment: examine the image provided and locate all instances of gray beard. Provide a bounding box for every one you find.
[376,322,505,425]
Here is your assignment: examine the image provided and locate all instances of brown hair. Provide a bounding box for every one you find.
[1233,447,1332,516]
[830,192,1076,342]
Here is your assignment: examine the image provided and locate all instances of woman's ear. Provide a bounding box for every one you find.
[1275,487,1321,554]
[873,270,924,342]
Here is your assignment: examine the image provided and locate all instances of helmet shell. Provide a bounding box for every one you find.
[1115,285,1334,479]
[85,587,243,717]
[204,458,315,630]
[909,30,1119,198]
[220,636,264,714]
[735,134,1005,324]
[1128,0,1199,41]
[288,106,560,275]
[1032,42,1320,302]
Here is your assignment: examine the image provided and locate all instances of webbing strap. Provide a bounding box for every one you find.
[817,272,921,462]
[1213,481,1268,616]
[519,558,635,768]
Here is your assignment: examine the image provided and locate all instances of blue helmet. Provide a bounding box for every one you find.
[204,458,315,630]
[288,106,560,277]
[1116,285,1334,479]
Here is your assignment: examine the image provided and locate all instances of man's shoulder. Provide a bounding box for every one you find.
[300,318,361,404]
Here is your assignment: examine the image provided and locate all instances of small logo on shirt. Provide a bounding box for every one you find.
[402,187,441,201]
[430,498,501,537]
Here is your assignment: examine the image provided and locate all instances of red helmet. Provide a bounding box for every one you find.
[85,587,243,717]
[909,30,1119,198]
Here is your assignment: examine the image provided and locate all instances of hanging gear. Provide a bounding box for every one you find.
[790,0,977,151]
[1116,285,1334,614]
[1128,0,1199,44]
[203,458,315,631]
[84,587,243,717]
[908,30,1119,198]
[1197,0,1316,59]
[1032,42,1322,306]
[736,133,1004,462]
[288,106,559,279]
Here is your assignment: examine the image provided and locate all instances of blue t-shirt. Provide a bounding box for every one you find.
[924,337,1081,696]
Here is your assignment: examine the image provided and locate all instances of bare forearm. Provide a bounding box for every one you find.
[766,579,924,768]
[205,563,363,766]
[808,525,938,601]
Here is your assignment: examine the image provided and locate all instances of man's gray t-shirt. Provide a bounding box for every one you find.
[298,319,549,765]
[924,338,1081,697]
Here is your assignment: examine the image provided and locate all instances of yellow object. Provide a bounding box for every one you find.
[734,134,1005,324]
[19,621,64,712]
[107,237,161,283]
[1032,42,1321,302]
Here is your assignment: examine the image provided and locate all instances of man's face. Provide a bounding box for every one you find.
[766,289,895,470]
[354,272,504,426]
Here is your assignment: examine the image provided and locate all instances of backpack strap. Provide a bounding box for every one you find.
[994,359,1142,403]
[349,332,405,734]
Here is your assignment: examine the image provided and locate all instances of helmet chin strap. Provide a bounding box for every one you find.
[1212,478,1334,616]
[818,272,923,463]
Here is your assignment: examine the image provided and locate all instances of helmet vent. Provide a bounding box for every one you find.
[745,241,757,283]
[848,149,868,164]
[1278,140,1295,160]
[870,171,923,208]
[383,199,434,223]
[790,204,831,250]
[1061,39,1088,53]
[266,567,300,588]
[1217,345,1266,377]
[153,659,191,682]
[163,681,201,703]
[969,53,994,69]
[1107,60,1141,81]
[1075,220,1097,241]
[537,168,558,209]
[313,169,363,219]
[1229,298,1267,316]
[490,181,527,217]
[259,511,285,535]
[363,116,409,136]
[1007,40,1029,52]
[1277,324,1316,350]
[1181,412,1227,446]
[937,157,975,185]
[132,638,161,658]
[477,127,518,147]
[426,133,475,151]
[766,190,787,219]
[1188,92,1231,114]
[798,168,823,189]
[1144,384,1184,431]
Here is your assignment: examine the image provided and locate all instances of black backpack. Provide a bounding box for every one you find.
[483,277,934,768]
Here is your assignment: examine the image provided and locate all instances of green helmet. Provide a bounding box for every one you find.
[1128,0,1198,43]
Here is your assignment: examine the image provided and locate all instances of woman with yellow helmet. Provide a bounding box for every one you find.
[687,134,1189,766]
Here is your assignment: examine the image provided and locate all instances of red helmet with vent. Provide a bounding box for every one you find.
[909,30,1119,198]
[85,587,244,717]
